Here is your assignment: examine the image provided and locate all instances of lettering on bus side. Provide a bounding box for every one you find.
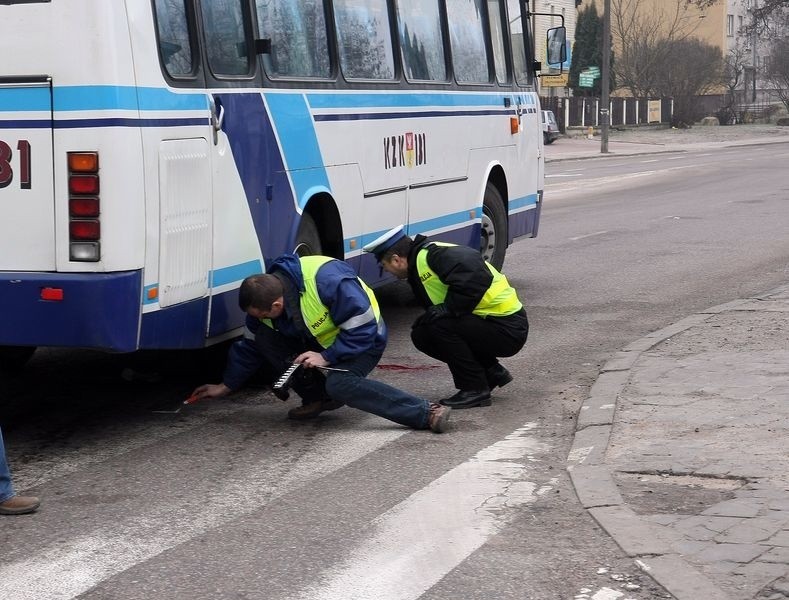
[383,132,427,170]
[0,139,32,190]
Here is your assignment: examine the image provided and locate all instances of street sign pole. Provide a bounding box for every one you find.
[601,0,611,154]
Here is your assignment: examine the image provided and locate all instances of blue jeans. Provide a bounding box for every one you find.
[0,427,16,503]
[326,350,430,430]
[255,326,430,429]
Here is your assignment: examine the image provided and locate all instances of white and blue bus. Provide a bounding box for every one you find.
[0,0,564,367]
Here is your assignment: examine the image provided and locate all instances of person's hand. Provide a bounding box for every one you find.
[189,383,231,403]
[295,351,329,369]
[412,304,451,328]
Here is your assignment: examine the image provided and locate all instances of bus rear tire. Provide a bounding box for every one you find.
[481,183,507,270]
[0,346,36,373]
[293,213,323,256]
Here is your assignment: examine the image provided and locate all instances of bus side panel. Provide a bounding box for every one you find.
[0,271,141,351]
[138,297,209,349]
[215,92,292,261]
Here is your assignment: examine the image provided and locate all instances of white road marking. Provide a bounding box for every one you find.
[546,173,584,178]
[0,427,408,600]
[570,231,609,241]
[289,423,550,600]
[639,159,659,163]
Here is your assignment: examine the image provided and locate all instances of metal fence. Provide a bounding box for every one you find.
[540,96,674,132]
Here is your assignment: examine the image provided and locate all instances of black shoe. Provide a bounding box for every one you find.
[440,389,491,409]
[485,364,513,389]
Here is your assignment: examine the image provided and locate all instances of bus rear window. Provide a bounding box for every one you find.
[255,0,331,78]
[153,0,194,77]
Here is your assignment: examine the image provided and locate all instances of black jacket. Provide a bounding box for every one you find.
[406,235,494,315]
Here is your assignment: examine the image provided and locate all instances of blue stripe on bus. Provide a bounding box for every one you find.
[307,93,535,109]
[0,86,51,112]
[0,119,53,129]
[315,109,512,122]
[1,117,209,129]
[264,93,331,209]
[53,86,208,112]
[353,207,484,252]
[211,259,264,287]
[0,85,207,112]
[510,193,539,211]
[53,117,210,128]
[142,260,264,306]
[2,86,532,114]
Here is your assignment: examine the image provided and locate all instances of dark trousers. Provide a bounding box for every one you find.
[255,326,430,429]
[411,310,529,391]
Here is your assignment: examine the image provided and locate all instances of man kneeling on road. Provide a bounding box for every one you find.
[191,253,451,433]
[363,226,529,409]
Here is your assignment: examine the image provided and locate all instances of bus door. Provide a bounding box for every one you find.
[0,78,56,272]
[130,1,214,347]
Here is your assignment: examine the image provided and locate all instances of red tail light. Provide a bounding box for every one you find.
[69,197,100,218]
[70,220,100,240]
[69,175,100,195]
[68,152,101,261]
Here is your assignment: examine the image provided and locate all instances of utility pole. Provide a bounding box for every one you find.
[601,0,611,153]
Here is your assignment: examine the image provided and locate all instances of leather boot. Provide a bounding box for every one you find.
[485,364,513,389]
[287,398,345,420]
[0,495,40,515]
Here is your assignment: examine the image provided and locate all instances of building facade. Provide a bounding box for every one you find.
[531,0,578,97]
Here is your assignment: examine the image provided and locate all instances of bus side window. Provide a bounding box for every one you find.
[395,0,446,82]
[254,0,331,78]
[333,0,395,80]
[487,0,509,84]
[199,0,251,77]
[153,0,195,78]
[506,0,532,85]
[445,0,491,84]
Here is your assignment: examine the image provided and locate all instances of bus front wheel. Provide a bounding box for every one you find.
[293,213,323,256]
[480,183,507,270]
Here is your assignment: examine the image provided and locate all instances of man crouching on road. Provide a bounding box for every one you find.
[191,253,451,433]
[363,226,529,410]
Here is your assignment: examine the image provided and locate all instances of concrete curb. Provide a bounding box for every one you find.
[566,283,789,600]
[545,136,789,163]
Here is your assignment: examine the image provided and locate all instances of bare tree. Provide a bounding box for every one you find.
[611,0,705,97]
[690,0,789,33]
[764,36,789,112]
[651,38,723,126]
[718,43,751,123]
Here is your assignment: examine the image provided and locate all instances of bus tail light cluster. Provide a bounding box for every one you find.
[67,152,100,261]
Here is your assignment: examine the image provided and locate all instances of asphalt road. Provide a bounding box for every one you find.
[2,141,789,600]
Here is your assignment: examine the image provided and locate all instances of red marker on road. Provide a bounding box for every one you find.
[183,394,200,405]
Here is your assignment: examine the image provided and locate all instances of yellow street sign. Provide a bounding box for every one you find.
[541,73,569,88]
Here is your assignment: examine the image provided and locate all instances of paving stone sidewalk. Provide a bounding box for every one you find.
[568,285,789,600]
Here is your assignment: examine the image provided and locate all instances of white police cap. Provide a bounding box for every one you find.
[361,225,406,260]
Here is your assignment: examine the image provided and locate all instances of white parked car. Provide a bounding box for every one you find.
[542,110,559,145]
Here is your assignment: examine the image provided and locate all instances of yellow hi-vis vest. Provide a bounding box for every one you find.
[263,256,382,349]
[415,243,522,317]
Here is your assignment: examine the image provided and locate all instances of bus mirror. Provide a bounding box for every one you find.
[254,39,272,55]
[546,27,566,67]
